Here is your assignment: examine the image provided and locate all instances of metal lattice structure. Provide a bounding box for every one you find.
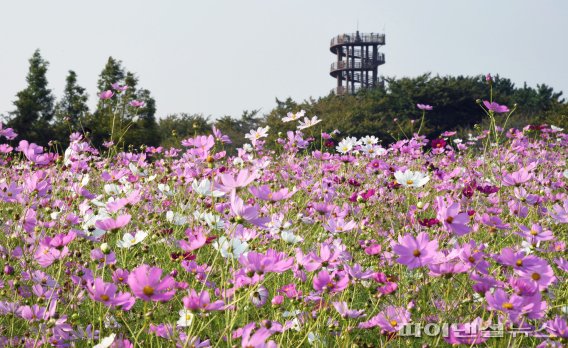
[330,31,385,95]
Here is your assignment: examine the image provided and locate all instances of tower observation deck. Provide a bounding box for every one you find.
[330,31,385,95]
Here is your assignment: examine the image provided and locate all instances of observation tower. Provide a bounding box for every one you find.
[330,31,385,95]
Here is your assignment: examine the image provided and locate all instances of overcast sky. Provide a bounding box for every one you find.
[0,0,567,120]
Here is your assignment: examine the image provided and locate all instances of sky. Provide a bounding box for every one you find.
[1,0,567,121]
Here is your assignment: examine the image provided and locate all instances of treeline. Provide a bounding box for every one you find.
[3,50,567,153]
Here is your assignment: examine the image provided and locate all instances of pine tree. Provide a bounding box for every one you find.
[9,49,55,145]
[53,70,89,147]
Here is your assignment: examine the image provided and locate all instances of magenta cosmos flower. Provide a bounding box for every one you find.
[392,232,440,269]
[128,264,176,302]
[483,100,509,113]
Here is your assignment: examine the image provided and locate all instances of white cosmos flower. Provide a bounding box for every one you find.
[93,333,116,348]
[166,211,188,225]
[297,116,322,130]
[336,139,353,154]
[244,126,270,144]
[104,184,121,195]
[117,230,148,249]
[242,144,253,153]
[233,157,245,168]
[192,178,225,197]
[213,236,248,259]
[360,135,379,145]
[551,125,564,132]
[360,144,386,158]
[563,169,568,179]
[177,309,194,327]
[281,231,303,244]
[158,184,175,197]
[394,169,430,188]
[282,110,306,122]
[204,213,225,230]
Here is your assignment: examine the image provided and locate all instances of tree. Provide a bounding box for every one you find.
[53,70,89,148]
[8,49,55,145]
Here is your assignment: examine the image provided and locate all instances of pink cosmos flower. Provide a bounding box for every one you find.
[517,223,554,244]
[128,265,176,302]
[502,167,532,186]
[249,185,295,202]
[392,232,440,269]
[485,289,531,322]
[358,306,411,332]
[417,104,433,111]
[0,122,17,140]
[87,277,135,310]
[94,214,131,232]
[239,249,294,274]
[550,199,568,223]
[436,197,471,235]
[129,100,145,108]
[483,100,509,113]
[218,169,258,192]
[313,270,349,293]
[111,82,128,92]
[240,323,274,348]
[229,192,270,227]
[182,289,224,311]
[545,316,568,338]
[332,301,365,318]
[99,90,114,100]
[443,317,490,345]
[515,262,556,291]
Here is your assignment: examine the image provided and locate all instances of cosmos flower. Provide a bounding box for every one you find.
[332,302,365,318]
[129,100,145,108]
[98,90,114,100]
[183,289,225,311]
[392,232,440,269]
[394,170,430,188]
[297,116,322,130]
[116,230,148,249]
[483,100,510,113]
[282,110,306,122]
[128,265,176,302]
[192,178,225,197]
[213,236,249,259]
[359,306,411,331]
[244,126,270,145]
[93,334,116,348]
[313,270,349,293]
[177,309,194,327]
[417,104,433,110]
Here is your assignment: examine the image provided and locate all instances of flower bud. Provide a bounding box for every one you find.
[100,243,111,254]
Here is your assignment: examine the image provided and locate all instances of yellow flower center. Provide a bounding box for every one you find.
[406,180,414,185]
[413,249,421,257]
[143,285,154,296]
[531,273,541,281]
[502,302,514,310]
[100,294,110,301]
[390,320,398,327]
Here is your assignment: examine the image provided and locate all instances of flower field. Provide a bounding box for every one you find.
[0,100,567,347]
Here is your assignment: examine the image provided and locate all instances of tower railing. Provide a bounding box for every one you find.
[330,33,385,49]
